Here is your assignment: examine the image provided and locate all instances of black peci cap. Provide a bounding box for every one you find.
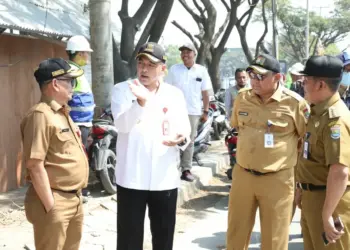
[299,56,343,78]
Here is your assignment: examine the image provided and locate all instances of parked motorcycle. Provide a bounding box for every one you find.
[193,108,214,166]
[88,108,117,194]
[225,128,238,180]
[210,95,230,140]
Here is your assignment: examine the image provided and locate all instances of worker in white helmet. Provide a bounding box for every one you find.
[289,62,305,97]
[66,35,95,200]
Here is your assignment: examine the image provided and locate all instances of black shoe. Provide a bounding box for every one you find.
[82,189,90,197]
[181,170,195,182]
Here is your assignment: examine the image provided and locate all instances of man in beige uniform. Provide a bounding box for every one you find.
[296,56,350,249]
[226,54,309,250]
[21,58,89,250]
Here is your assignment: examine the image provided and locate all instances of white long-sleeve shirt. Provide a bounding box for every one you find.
[111,80,191,191]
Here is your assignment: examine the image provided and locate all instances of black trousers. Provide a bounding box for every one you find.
[117,185,178,250]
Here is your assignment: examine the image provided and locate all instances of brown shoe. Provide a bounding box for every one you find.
[181,170,195,182]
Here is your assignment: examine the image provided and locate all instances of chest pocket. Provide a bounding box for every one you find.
[269,119,288,133]
[53,128,76,154]
[237,113,252,128]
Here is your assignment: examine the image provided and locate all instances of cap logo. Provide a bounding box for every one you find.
[144,43,154,53]
[255,56,266,66]
[52,69,65,77]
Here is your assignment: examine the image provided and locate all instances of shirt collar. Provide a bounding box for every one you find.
[311,93,341,116]
[252,83,283,103]
[40,95,69,113]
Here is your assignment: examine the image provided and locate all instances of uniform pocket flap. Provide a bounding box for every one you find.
[269,120,288,128]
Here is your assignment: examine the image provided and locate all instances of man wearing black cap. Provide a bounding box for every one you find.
[166,42,212,182]
[296,56,350,250]
[20,58,89,250]
[226,54,309,250]
[111,42,191,250]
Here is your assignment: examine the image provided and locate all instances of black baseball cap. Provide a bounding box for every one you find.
[34,58,83,84]
[179,43,196,53]
[299,56,343,78]
[136,42,167,63]
[247,54,281,74]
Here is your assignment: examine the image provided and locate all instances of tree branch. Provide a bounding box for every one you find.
[172,20,199,50]
[133,0,157,26]
[193,0,205,18]
[217,0,241,51]
[178,0,203,24]
[220,0,230,12]
[121,0,129,16]
[255,0,268,58]
[149,0,175,42]
[212,9,230,46]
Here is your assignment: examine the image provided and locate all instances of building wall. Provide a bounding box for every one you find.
[0,35,66,192]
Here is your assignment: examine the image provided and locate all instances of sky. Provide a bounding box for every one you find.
[113,0,350,51]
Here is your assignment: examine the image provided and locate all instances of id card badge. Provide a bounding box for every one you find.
[303,141,309,159]
[264,133,274,148]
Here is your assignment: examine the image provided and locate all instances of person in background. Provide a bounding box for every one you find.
[289,62,305,97]
[21,58,88,250]
[338,50,350,108]
[224,68,249,119]
[296,55,350,250]
[166,43,212,182]
[66,35,95,199]
[111,42,191,250]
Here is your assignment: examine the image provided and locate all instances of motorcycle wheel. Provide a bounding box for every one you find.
[98,149,117,195]
[212,121,221,140]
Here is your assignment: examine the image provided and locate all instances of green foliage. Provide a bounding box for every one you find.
[257,0,350,64]
[165,45,182,68]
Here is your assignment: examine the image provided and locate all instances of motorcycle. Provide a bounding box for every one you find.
[88,108,117,194]
[192,108,214,166]
[225,128,238,180]
[210,95,230,140]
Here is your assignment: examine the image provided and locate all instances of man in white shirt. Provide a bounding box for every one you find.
[224,68,249,119]
[111,42,191,250]
[166,43,212,182]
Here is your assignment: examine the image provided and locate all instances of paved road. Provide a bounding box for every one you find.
[173,196,304,250]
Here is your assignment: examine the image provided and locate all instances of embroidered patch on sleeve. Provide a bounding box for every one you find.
[303,108,310,119]
[330,125,341,139]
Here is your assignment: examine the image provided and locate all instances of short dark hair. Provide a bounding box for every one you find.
[235,68,246,77]
[315,77,341,93]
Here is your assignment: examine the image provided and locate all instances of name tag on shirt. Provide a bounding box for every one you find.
[264,133,274,148]
[303,141,309,159]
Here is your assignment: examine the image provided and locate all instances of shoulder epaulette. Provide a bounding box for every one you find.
[328,106,341,119]
[238,87,252,93]
[282,88,303,102]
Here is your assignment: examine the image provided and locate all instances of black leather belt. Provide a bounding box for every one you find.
[243,168,270,176]
[297,182,326,191]
[51,188,79,194]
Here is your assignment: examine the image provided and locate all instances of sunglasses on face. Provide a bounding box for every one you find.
[56,78,77,88]
[247,70,269,81]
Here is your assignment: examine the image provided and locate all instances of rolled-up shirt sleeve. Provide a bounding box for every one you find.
[111,82,145,133]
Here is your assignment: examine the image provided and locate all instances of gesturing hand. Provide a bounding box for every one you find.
[128,79,150,106]
[163,134,185,147]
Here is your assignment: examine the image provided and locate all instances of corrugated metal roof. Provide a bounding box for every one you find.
[0,0,91,37]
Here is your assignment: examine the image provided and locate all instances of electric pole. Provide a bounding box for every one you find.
[272,0,279,59]
[89,0,114,116]
[305,0,309,59]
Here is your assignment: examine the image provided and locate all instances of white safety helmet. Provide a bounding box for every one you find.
[288,62,304,76]
[66,35,93,52]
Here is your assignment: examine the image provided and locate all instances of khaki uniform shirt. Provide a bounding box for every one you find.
[231,84,309,173]
[297,93,350,185]
[20,96,89,191]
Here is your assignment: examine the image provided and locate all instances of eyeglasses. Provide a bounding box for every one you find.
[247,70,269,81]
[56,78,77,88]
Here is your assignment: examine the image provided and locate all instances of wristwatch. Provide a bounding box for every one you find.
[203,110,209,115]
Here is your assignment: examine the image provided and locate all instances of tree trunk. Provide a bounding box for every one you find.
[113,35,131,83]
[208,49,225,93]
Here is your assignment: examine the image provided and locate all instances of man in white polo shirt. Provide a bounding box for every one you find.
[166,43,213,182]
[111,42,191,250]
